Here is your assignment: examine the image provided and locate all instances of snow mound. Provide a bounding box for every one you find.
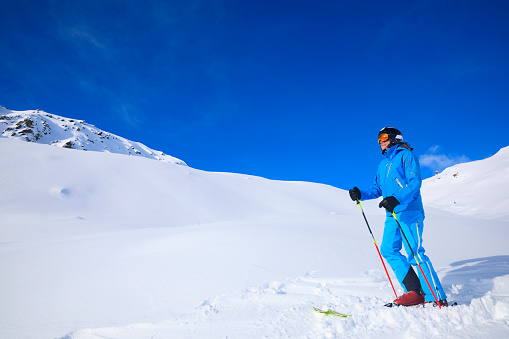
[422,146,509,220]
[0,106,186,165]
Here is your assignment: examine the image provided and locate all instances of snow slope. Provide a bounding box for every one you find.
[0,106,185,165]
[1,110,508,338]
[421,146,509,221]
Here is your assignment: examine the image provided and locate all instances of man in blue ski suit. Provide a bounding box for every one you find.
[349,127,448,306]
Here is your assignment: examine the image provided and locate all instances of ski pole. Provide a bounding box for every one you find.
[356,200,398,298]
[391,211,442,309]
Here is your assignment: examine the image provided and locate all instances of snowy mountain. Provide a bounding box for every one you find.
[0,106,186,165]
[1,108,508,338]
[421,146,509,221]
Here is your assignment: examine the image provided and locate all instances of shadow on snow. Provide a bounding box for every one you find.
[441,255,509,304]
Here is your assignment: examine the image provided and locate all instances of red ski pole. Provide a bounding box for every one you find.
[391,211,442,309]
[356,200,398,298]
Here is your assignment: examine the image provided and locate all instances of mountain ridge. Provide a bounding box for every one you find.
[2,105,509,221]
[0,106,186,165]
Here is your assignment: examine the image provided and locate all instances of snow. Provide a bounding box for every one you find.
[421,146,509,221]
[1,108,508,338]
[0,106,186,165]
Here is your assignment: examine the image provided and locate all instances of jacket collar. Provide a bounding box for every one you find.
[384,144,399,160]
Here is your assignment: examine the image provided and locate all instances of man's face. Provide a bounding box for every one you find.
[380,139,390,152]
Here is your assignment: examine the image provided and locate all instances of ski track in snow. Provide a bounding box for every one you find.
[63,271,509,339]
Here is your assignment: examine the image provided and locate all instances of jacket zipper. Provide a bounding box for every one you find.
[395,177,404,190]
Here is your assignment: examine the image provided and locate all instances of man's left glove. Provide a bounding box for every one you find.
[379,196,400,213]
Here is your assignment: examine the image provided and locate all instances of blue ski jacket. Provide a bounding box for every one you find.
[359,143,425,218]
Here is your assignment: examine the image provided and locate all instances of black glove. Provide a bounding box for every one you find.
[379,196,400,213]
[349,187,361,201]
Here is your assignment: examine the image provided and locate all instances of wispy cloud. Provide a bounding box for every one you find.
[419,145,470,173]
[115,102,144,127]
[67,26,107,50]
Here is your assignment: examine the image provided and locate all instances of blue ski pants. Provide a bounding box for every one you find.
[380,213,447,302]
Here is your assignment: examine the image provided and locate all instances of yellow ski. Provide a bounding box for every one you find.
[313,307,351,318]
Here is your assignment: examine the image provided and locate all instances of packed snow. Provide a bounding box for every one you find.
[1,108,508,338]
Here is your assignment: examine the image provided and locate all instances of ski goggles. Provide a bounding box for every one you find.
[378,133,389,144]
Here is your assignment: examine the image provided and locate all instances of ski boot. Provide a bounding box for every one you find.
[392,291,425,306]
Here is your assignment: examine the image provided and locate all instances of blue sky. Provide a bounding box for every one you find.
[1,0,508,190]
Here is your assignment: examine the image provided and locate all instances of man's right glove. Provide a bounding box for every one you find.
[349,187,361,201]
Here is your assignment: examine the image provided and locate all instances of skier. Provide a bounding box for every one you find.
[349,127,448,307]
